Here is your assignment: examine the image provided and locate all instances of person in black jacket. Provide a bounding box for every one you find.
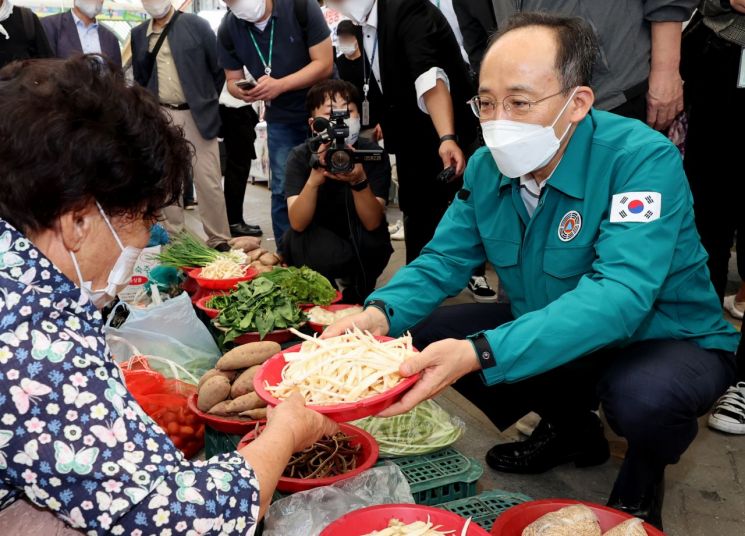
[327,0,478,264]
[452,0,496,75]
[0,0,52,69]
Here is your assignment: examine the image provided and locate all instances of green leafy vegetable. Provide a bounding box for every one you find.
[210,279,306,341]
[258,266,337,305]
[157,232,222,268]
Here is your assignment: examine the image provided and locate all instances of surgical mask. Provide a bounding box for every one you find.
[346,116,361,145]
[142,0,172,19]
[337,41,357,56]
[329,0,375,25]
[481,88,578,178]
[69,203,143,309]
[75,0,102,19]
[231,0,266,23]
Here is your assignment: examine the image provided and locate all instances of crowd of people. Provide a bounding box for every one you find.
[0,0,744,534]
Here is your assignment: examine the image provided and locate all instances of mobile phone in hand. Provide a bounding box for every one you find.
[236,79,257,90]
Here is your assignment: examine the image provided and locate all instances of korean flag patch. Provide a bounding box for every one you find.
[610,192,662,223]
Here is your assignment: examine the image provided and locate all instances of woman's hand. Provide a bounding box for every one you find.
[265,392,338,452]
[322,307,390,338]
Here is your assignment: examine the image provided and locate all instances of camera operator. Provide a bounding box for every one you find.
[284,80,393,303]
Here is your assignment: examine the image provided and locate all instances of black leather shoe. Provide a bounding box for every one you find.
[486,413,610,474]
[214,242,231,253]
[608,477,665,530]
[230,223,263,237]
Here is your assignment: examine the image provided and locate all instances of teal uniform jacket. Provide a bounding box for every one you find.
[367,110,739,385]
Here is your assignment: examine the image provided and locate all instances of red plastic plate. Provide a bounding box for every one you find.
[195,294,225,319]
[189,266,258,291]
[253,337,420,423]
[490,499,666,535]
[186,393,261,435]
[237,421,379,493]
[306,304,364,334]
[321,504,490,536]
[299,290,343,311]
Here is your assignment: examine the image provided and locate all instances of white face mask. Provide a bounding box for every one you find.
[481,88,578,179]
[329,0,375,25]
[69,203,143,309]
[345,116,361,145]
[75,0,102,19]
[142,0,172,19]
[337,41,357,56]
[231,0,266,23]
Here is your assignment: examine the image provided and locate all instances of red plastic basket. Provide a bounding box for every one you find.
[189,266,258,291]
[186,393,261,435]
[490,499,666,535]
[306,304,364,334]
[299,289,343,310]
[253,337,420,422]
[237,421,379,493]
[321,504,490,535]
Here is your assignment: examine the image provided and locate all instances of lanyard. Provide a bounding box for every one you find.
[248,19,275,76]
[361,33,379,99]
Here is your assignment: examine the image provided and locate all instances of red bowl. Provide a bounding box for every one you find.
[195,294,225,319]
[490,500,666,535]
[299,289,343,310]
[237,421,379,493]
[321,504,490,536]
[306,304,364,334]
[186,393,262,435]
[253,337,420,422]
[189,266,258,291]
[231,327,300,345]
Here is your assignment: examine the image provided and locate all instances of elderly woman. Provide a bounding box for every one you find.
[0,56,337,535]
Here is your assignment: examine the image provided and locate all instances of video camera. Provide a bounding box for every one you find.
[308,109,383,174]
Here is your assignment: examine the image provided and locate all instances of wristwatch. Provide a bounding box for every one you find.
[350,178,369,191]
[439,134,458,145]
[467,333,496,370]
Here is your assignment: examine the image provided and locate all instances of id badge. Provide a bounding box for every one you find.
[738,47,745,89]
[362,99,371,126]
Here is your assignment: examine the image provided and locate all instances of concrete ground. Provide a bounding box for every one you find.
[186,182,744,536]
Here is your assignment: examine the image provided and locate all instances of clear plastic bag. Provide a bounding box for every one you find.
[262,464,414,536]
[104,291,220,379]
[352,400,466,457]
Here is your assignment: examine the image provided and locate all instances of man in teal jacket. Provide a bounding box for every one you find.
[326,13,739,530]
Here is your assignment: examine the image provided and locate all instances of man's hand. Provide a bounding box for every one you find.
[377,339,481,417]
[439,140,466,176]
[229,79,256,103]
[246,75,287,102]
[732,0,745,13]
[322,307,389,338]
[647,67,684,131]
[373,124,384,142]
[324,163,366,185]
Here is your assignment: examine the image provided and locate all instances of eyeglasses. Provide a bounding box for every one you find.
[468,90,566,119]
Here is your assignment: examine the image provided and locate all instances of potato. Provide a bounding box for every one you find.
[239,407,268,420]
[197,376,231,412]
[207,400,234,416]
[216,341,281,370]
[225,392,263,413]
[197,368,237,390]
[228,236,262,254]
[230,365,261,398]
[246,248,268,262]
[602,518,646,536]
[522,505,600,536]
[259,252,280,266]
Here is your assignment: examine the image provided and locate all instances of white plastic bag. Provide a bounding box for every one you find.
[262,464,414,536]
[104,292,220,379]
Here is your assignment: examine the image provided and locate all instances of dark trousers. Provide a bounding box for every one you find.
[219,105,259,226]
[682,24,745,303]
[412,304,735,497]
[283,223,393,302]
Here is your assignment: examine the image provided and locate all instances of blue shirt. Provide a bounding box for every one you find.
[71,10,102,55]
[217,0,330,123]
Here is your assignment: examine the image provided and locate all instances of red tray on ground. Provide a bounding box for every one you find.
[490,499,666,535]
[253,337,420,422]
[306,304,364,334]
[299,290,343,310]
[189,266,258,291]
[187,393,261,435]
[321,504,490,535]
[237,421,379,493]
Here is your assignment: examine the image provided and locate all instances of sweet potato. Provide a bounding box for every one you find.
[254,264,274,274]
[216,341,281,370]
[239,407,268,420]
[197,376,231,412]
[602,519,646,536]
[197,368,237,390]
[246,248,268,262]
[225,392,263,413]
[207,400,233,416]
[259,252,280,266]
[230,365,261,398]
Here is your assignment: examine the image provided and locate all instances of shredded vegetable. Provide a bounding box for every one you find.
[307,305,364,325]
[200,257,248,279]
[362,516,472,536]
[265,328,415,405]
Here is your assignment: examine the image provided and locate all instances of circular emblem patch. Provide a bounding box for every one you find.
[558,211,582,242]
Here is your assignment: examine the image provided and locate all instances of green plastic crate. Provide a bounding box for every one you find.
[439,489,532,531]
[204,427,243,458]
[381,447,484,506]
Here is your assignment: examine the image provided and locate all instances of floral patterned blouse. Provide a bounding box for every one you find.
[0,219,260,535]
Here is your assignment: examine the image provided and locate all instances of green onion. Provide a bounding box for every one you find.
[157,232,222,268]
